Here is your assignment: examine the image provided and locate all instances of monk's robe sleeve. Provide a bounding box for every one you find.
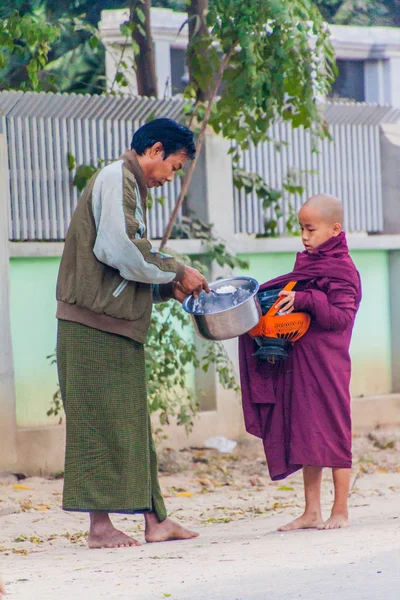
[293,279,358,332]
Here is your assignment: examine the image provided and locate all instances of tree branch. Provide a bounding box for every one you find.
[160,47,234,250]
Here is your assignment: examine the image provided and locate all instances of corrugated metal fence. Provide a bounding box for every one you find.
[234,104,400,235]
[1,92,400,240]
[0,91,185,241]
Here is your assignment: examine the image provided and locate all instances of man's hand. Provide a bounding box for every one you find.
[179,266,210,298]
[275,290,296,314]
[173,282,188,304]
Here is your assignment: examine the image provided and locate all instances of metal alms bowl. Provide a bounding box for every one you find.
[182,276,261,341]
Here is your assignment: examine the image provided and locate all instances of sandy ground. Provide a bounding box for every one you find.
[1,429,400,600]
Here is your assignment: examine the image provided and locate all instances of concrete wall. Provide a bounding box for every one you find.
[9,257,60,427]
[381,125,400,234]
[0,133,17,469]
[7,246,392,433]
[389,250,400,393]
[3,129,400,475]
[237,249,391,398]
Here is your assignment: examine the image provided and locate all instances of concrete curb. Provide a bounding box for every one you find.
[351,393,400,431]
[9,394,400,476]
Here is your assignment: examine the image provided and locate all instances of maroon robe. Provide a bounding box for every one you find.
[239,233,362,480]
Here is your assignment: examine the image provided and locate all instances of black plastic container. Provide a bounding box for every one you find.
[253,288,290,362]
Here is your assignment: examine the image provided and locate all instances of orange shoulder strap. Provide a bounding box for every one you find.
[266,281,297,317]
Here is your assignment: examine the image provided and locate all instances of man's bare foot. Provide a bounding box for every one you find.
[88,526,141,549]
[145,514,199,543]
[0,575,6,599]
[318,512,350,530]
[278,512,324,532]
[88,512,141,549]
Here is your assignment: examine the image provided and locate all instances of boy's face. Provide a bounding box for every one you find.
[139,142,187,188]
[298,205,342,254]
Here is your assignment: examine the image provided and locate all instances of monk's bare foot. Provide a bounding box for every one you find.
[145,514,199,543]
[278,511,324,532]
[88,511,141,549]
[318,512,350,530]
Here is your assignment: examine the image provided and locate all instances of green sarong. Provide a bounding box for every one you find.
[57,319,167,521]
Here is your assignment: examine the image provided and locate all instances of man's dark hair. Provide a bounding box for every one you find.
[131,118,196,160]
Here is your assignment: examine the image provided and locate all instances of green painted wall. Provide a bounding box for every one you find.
[9,248,392,428]
[349,250,391,397]
[237,249,392,397]
[9,256,196,428]
[9,257,61,427]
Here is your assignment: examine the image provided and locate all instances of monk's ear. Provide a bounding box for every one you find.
[332,222,342,236]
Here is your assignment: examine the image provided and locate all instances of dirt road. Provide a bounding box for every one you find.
[1,430,399,599]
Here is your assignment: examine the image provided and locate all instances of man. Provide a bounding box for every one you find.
[56,118,209,549]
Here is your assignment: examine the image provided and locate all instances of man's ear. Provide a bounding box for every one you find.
[332,222,343,236]
[148,142,164,159]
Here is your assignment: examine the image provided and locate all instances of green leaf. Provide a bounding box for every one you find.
[67,152,75,171]
[89,36,99,50]
[136,8,146,24]
[73,164,97,192]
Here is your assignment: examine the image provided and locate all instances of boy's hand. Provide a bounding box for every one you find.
[275,290,296,314]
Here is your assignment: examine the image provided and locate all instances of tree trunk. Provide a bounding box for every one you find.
[129,0,158,97]
[187,0,211,102]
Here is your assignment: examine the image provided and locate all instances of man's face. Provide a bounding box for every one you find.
[298,205,341,253]
[139,142,187,188]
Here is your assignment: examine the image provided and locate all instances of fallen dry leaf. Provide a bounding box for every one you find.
[14,535,27,543]
[11,548,29,556]
[32,504,51,511]
[20,500,34,512]
[249,476,264,487]
[176,492,194,498]
[61,531,88,544]
[13,485,34,491]
[198,478,213,488]
[205,516,233,524]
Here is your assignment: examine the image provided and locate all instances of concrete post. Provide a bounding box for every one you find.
[386,57,400,110]
[0,132,17,469]
[364,60,390,105]
[389,250,400,393]
[380,124,400,234]
[188,132,235,244]
[154,40,172,98]
[187,134,240,423]
[381,125,400,392]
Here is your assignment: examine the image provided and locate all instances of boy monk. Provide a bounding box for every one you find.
[239,194,362,531]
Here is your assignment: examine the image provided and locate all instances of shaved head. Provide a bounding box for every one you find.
[298,194,344,253]
[300,193,344,226]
